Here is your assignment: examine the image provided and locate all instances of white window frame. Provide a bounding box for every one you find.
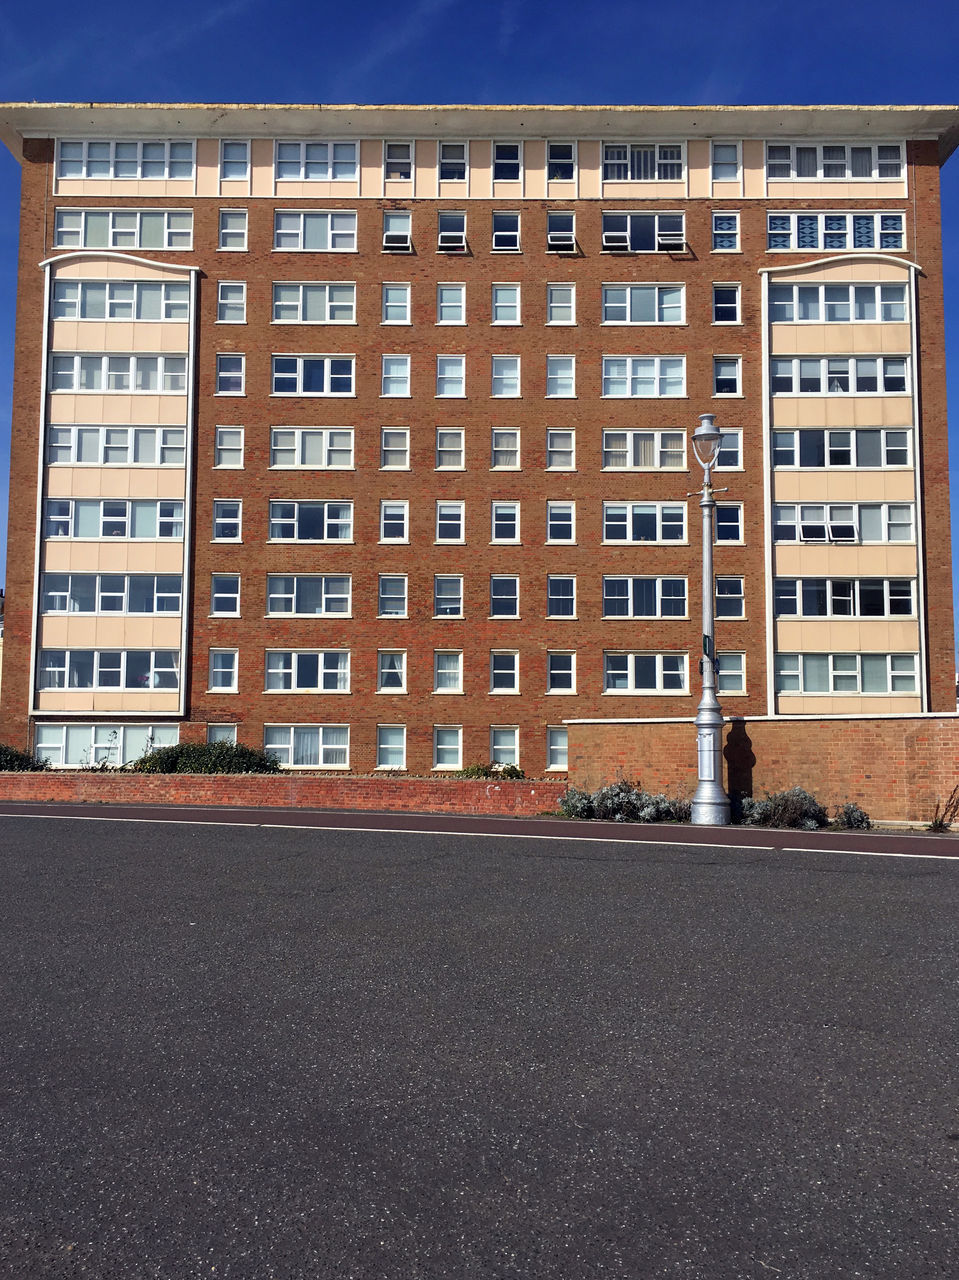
[438,142,468,183]
[216,282,246,324]
[491,501,520,545]
[382,209,412,252]
[546,211,576,252]
[546,727,569,771]
[491,210,521,252]
[274,140,358,182]
[716,577,745,618]
[717,653,746,695]
[52,279,190,322]
[601,211,685,252]
[383,141,413,182]
[433,651,463,694]
[765,141,903,181]
[772,502,914,545]
[381,354,411,398]
[379,499,409,544]
[272,282,356,324]
[490,727,519,767]
[49,353,187,394]
[382,283,411,325]
[546,283,575,325]
[546,575,576,618]
[546,501,576,544]
[210,574,240,616]
[601,429,686,471]
[436,501,465,544]
[263,725,350,769]
[263,650,350,694]
[434,575,464,618]
[435,428,465,470]
[545,354,575,398]
[219,140,250,181]
[602,502,687,544]
[546,652,576,695]
[271,354,355,397]
[602,576,688,619]
[218,209,247,251]
[711,142,740,182]
[601,142,685,182]
[212,499,242,542]
[377,575,408,618]
[715,503,744,543]
[773,577,916,620]
[770,356,909,396]
[376,725,407,770]
[765,210,905,252]
[491,283,521,325]
[436,283,466,324]
[546,429,575,471]
[546,140,576,182]
[214,426,244,468]
[265,575,352,618]
[57,138,195,180]
[490,575,519,618]
[492,141,522,182]
[54,207,194,251]
[436,355,466,397]
[771,427,911,471]
[601,355,686,398]
[45,426,186,467]
[768,282,908,325]
[215,353,245,396]
[712,284,741,324]
[713,356,742,397]
[491,355,520,398]
[267,500,352,543]
[711,212,740,252]
[209,649,238,693]
[272,210,358,252]
[437,211,467,252]
[602,652,689,695]
[774,652,918,696]
[270,427,354,469]
[380,428,410,470]
[432,726,463,771]
[601,284,685,325]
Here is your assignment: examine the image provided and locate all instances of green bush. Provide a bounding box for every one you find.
[131,741,280,774]
[739,787,828,830]
[0,742,50,772]
[458,762,525,779]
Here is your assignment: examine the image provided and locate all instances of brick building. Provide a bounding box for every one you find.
[0,103,955,775]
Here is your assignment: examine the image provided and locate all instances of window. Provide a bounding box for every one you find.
[437,211,467,251]
[40,573,183,616]
[434,651,462,693]
[264,725,350,768]
[492,212,520,251]
[267,575,351,616]
[490,576,519,617]
[772,503,913,544]
[716,577,745,618]
[491,356,520,397]
[711,143,739,181]
[546,502,575,543]
[490,727,519,766]
[546,355,575,397]
[547,211,576,251]
[381,429,409,469]
[209,650,238,692]
[50,353,187,393]
[491,502,520,543]
[218,209,247,250]
[384,142,412,181]
[207,724,237,745]
[773,578,915,619]
[547,575,575,618]
[435,429,464,469]
[546,284,575,325]
[376,725,406,770]
[264,651,349,693]
[546,727,569,770]
[58,139,194,180]
[217,282,246,323]
[774,653,917,695]
[546,429,575,470]
[601,430,685,470]
[269,500,352,542]
[766,211,904,251]
[381,354,411,397]
[439,142,467,182]
[380,500,408,543]
[220,140,249,181]
[601,284,683,324]
[46,426,186,467]
[493,142,521,181]
[433,726,462,770]
[272,282,355,323]
[602,212,684,251]
[213,499,241,541]
[36,724,178,768]
[490,428,520,468]
[715,504,743,542]
[546,652,576,694]
[215,354,245,395]
[603,652,688,694]
[271,355,355,395]
[214,427,244,468]
[271,427,353,469]
[38,649,181,691]
[603,502,685,543]
[437,284,465,323]
[717,654,745,695]
[601,356,685,397]
[275,140,357,181]
[772,428,911,469]
[436,501,464,542]
[768,283,908,324]
[712,285,740,324]
[492,284,520,324]
[273,210,357,251]
[53,279,190,321]
[547,141,575,181]
[602,577,687,618]
[211,574,240,615]
[434,575,463,617]
[382,283,411,324]
[602,142,683,182]
[43,499,184,540]
[55,208,193,251]
[378,575,407,617]
[712,213,740,251]
[713,357,741,395]
[382,210,412,251]
[436,355,465,397]
[765,142,902,181]
[770,357,908,395]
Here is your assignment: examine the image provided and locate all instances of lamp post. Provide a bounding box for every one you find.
[690,413,731,826]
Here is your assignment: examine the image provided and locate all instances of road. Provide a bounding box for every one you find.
[1,812,957,1279]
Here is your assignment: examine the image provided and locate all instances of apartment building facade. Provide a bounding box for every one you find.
[0,103,955,774]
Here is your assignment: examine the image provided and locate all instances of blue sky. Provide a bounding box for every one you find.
[2,0,959,651]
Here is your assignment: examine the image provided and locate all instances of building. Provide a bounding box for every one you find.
[0,103,955,774]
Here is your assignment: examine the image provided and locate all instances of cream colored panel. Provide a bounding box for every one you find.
[773,546,917,577]
[686,140,710,198]
[773,261,911,284]
[601,181,685,200]
[219,178,249,199]
[415,140,438,198]
[776,620,919,651]
[770,324,911,356]
[195,138,219,196]
[577,142,601,198]
[56,179,195,198]
[776,694,921,714]
[384,179,413,200]
[523,141,546,199]
[35,690,181,713]
[275,180,359,200]
[711,180,741,201]
[55,260,192,282]
[358,140,380,197]
[46,468,187,500]
[770,397,913,429]
[469,141,491,198]
[547,180,576,202]
[48,395,187,427]
[42,541,185,574]
[492,180,522,201]
[39,617,182,650]
[767,180,906,200]
[251,139,274,196]
[438,181,467,200]
[772,471,915,503]
[742,140,765,197]
[50,321,189,353]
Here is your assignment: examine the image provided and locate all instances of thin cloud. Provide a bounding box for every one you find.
[327,0,461,97]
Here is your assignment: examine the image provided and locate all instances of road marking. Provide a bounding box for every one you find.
[783,846,959,862]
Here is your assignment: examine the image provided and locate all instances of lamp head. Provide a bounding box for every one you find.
[692,413,722,471]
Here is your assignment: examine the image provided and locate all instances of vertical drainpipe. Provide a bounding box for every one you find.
[28,261,52,729]
[908,262,929,713]
[759,268,775,716]
[178,267,200,723]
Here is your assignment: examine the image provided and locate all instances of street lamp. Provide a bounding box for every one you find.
[690,413,731,826]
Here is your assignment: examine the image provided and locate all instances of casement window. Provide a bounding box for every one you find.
[268,500,353,542]
[211,574,240,616]
[380,500,409,543]
[272,282,355,323]
[774,652,917,695]
[546,355,575,397]
[55,208,193,250]
[715,503,743,543]
[436,501,465,542]
[271,355,355,395]
[209,650,238,692]
[711,143,740,181]
[770,356,908,395]
[546,575,576,618]
[266,575,351,616]
[546,284,575,325]
[384,142,413,181]
[713,357,741,395]
[265,650,350,693]
[220,140,249,180]
[49,353,187,393]
[768,283,908,324]
[46,426,186,467]
[41,573,183,615]
[602,577,687,618]
[491,502,520,543]
[438,142,467,182]
[264,725,350,768]
[766,142,903,181]
[437,211,467,251]
[434,575,464,617]
[273,210,357,251]
[215,354,245,395]
[601,430,684,470]
[772,428,911,469]
[433,651,463,693]
[376,726,407,770]
[491,355,520,397]
[601,355,685,397]
[217,283,246,323]
[38,648,180,690]
[43,498,183,539]
[546,727,569,770]
[436,428,464,469]
[547,211,576,251]
[602,143,683,182]
[275,140,357,181]
[270,427,354,469]
[603,652,688,694]
[712,213,740,251]
[57,139,195,180]
[218,209,247,250]
[712,285,741,324]
[381,354,411,397]
[382,283,411,324]
[716,577,745,618]
[492,212,521,251]
[436,355,466,397]
[382,210,412,251]
[208,724,237,745]
[214,427,244,467]
[492,284,520,324]
[546,652,576,694]
[601,284,683,324]
[35,723,178,769]
[766,211,904,251]
[772,503,914,543]
[380,428,409,469]
[213,500,242,541]
[378,575,408,617]
[546,429,575,470]
[773,577,915,618]
[436,284,465,323]
[490,727,519,766]
[602,212,684,251]
[717,654,746,695]
[603,502,686,543]
[52,279,190,321]
[433,726,463,770]
[546,501,575,543]
[490,428,520,469]
[493,142,521,181]
[490,575,519,617]
[547,141,575,181]
[716,430,742,469]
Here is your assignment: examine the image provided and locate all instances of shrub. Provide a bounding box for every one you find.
[559,780,689,824]
[740,786,828,830]
[458,762,525,780]
[833,802,872,831]
[591,780,646,822]
[131,742,280,774]
[0,742,50,772]
[928,784,959,833]
[559,786,595,819]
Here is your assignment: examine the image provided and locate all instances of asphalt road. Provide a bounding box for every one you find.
[1,816,957,1279]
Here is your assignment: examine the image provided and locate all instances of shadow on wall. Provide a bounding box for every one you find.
[724,719,755,798]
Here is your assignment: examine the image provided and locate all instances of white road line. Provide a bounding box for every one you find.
[783,846,959,862]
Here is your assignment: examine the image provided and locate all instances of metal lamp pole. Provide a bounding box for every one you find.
[690,414,731,826]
